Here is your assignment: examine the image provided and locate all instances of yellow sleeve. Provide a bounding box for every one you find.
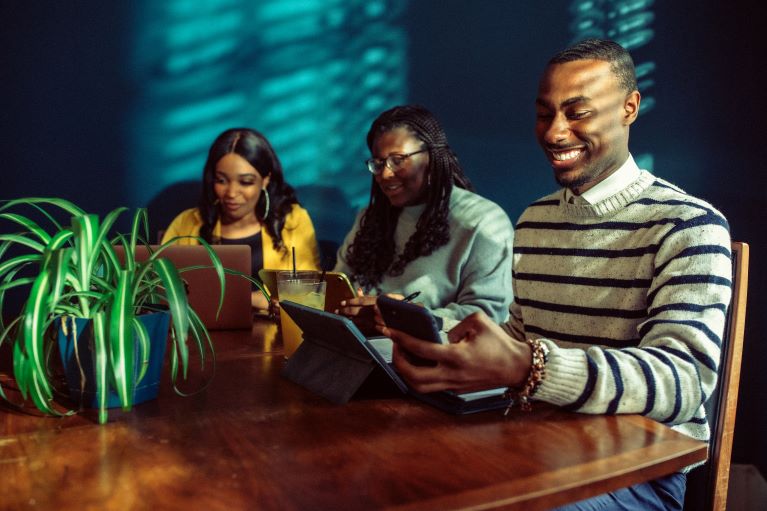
[266,205,320,270]
[161,209,202,245]
[291,206,321,271]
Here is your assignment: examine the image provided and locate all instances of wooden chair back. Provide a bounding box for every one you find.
[686,241,749,510]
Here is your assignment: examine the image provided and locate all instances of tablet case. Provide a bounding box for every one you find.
[280,301,512,414]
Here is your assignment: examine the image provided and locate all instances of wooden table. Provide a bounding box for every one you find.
[1,320,707,511]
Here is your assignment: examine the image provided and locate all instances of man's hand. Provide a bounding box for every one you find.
[385,312,532,394]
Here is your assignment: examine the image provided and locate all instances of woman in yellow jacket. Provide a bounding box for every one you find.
[163,128,320,311]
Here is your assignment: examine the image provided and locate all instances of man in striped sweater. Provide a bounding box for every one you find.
[386,39,732,510]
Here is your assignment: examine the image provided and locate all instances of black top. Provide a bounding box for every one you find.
[221,232,263,288]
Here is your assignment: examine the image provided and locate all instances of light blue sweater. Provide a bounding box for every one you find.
[335,187,514,326]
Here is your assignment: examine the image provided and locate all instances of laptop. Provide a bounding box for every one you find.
[114,244,253,330]
[280,300,510,414]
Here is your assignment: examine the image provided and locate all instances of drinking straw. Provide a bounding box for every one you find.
[292,247,297,277]
[316,270,326,292]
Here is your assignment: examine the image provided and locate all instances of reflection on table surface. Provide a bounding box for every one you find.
[0,318,706,511]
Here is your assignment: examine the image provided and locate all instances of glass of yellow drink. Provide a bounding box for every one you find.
[277,271,327,358]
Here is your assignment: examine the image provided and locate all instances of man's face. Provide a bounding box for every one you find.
[535,59,640,194]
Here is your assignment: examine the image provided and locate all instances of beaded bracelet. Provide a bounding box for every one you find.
[503,338,549,415]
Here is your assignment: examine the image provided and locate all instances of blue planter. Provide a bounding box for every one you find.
[57,311,171,408]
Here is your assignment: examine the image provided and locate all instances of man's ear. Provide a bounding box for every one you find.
[623,90,641,125]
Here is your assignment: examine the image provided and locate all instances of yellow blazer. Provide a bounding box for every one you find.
[161,204,321,270]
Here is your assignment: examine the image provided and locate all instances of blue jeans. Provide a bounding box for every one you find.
[551,472,686,511]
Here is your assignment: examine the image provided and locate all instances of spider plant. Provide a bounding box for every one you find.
[0,197,252,423]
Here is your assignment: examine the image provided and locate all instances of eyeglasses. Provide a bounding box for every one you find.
[366,148,428,175]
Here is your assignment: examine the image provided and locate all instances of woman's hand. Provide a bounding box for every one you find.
[336,288,404,335]
[251,290,270,312]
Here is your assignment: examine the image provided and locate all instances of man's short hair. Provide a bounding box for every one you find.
[548,38,638,94]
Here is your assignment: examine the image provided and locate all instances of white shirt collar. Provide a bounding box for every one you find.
[565,154,642,205]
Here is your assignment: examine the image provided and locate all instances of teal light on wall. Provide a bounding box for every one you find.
[568,0,655,171]
[127,0,408,239]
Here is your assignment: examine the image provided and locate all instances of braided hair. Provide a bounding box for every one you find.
[198,128,299,251]
[345,105,473,291]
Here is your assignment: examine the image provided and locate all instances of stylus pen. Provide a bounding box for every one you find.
[403,291,421,302]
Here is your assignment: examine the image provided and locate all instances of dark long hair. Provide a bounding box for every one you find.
[198,128,298,250]
[345,105,473,291]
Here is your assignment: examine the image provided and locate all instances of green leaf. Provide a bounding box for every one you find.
[0,276,36,294]
[47,229,75,251]
[90,207,127,272]
[133,317,151,384]
[0,233,46,253]
[0,316,23,399]
[0,254,40,280]
[0,198,218,422]
[95,241,121,292]
[0,213,52,245]
[171,307,216,397]
[13,338,30,398]
[0,264,36,331]
[187,307,211,370]
[129,208,150,249]
[46,248,74,308]
[97,208,128,242]
[0,197,85,217]
[21,271,53,401]
[52,303,84,316]
[92,312,109,424]
[108,269,135,410]
[224,266,269,302]
[168,329,179,384]
[152,258,190,376]
[70,214,100,314]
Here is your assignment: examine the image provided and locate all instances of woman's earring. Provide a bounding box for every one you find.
[260,188,270,219]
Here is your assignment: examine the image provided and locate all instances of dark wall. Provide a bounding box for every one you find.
[2,0,765,476]
[1,2,132,217]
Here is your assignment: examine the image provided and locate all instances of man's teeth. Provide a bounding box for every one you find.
[552,149,581,161]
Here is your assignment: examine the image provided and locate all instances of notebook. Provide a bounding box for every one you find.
[280,300,511,414]
[114,244,253,330]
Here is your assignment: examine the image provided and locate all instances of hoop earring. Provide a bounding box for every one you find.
[259,188,270,220]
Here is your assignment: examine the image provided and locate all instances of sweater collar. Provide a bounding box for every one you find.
[561,167,655,217]
[564,154,642,205]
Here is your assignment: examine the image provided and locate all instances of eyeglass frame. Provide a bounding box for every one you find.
[365,148,429,175]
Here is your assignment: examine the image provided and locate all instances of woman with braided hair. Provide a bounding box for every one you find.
[162,128,320,312]
[334,105,514,332]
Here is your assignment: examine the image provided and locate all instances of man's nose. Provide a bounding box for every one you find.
[543,114,570,144]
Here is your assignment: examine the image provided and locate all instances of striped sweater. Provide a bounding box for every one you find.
[503,170,732,443]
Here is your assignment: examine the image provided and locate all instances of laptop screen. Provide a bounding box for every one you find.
[114,244,253,330]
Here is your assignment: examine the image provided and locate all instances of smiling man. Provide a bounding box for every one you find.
[535,54,639,196]
[386,39,733,510]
